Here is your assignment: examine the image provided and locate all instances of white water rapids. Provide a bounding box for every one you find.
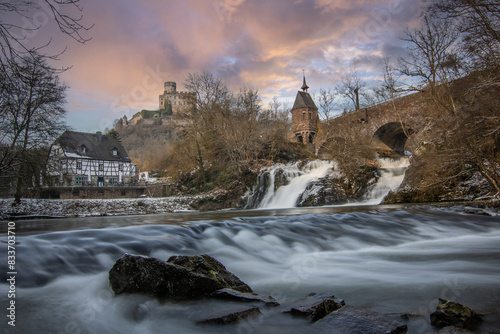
[1,206,499,333]
[257,160,337,209]
[247,158,409,209]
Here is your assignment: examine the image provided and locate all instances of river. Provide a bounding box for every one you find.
[1,204,500,333]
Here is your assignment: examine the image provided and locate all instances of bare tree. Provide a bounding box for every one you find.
[0,0,92,78]
[267,96,281,119]
[399,15,463,115]
[336,71,366,111]
[182,71,232,188]
[317,88,338,121]
[0,52,68,202]
[428,0,500,69]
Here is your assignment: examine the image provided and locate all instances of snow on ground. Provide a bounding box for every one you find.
[0,197,200,220]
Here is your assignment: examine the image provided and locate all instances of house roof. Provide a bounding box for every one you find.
[55,131,132,162]
[291,91,318,111]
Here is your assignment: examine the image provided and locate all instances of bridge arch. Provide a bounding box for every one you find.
[373,122,414,155]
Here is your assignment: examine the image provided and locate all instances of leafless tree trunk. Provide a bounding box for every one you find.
[0,52,68,203]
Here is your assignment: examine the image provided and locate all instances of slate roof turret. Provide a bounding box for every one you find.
[291,91,318,111]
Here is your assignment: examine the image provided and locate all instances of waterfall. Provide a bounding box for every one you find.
[244,157,409,209]
[244,160,336,209]
[359,157,410,205]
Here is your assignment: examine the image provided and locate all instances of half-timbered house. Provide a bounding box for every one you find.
[48,131,136,186]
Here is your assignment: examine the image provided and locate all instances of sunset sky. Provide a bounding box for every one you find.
[20,0,425,132]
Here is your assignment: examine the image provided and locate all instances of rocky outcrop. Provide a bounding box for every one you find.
[108,255,492,332]
[436,326,475,333]
[296,178,348,206]
[286,293,345,322]
[108,254,251,299]
[197,307,262,325]
[314,305,408,333]
[167,255,252,293]
[210,288,280,306]
[430,299,482,330]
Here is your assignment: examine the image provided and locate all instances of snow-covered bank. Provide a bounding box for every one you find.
[0,197,201,220]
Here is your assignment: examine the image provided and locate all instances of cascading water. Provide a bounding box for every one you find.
[244,160,337,209]
[359,157,410,205]
[245,157,409,209]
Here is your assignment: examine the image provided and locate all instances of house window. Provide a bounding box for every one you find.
[310,113,312,119]
[75,176,81,185]
[119,164,124,171]
[109,177,119,185]
[111,148,118,156]
[79,145,87,154]
[99,163,104,171]
[76,161,82,169]
[303,113,305,119]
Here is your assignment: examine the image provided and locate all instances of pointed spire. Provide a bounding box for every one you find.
[301,69,309,92]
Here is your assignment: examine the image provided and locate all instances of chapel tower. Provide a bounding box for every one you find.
[290,72,318,146]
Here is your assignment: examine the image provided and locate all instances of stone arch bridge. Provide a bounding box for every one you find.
[317,91,431,157]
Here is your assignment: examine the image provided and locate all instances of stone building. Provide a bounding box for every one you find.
[290,73,318,147]
[158,81,193,113]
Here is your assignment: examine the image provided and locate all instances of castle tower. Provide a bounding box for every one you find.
[164,81,176,94]
[290,72,318,145]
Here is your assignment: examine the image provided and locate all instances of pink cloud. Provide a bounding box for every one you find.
[43,0,426,129]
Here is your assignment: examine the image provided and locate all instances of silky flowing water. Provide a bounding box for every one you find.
[1,205,500,333]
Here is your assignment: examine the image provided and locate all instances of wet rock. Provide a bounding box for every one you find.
[314,305,408,333]
[436,326,475,333]
[286,293,345,322]
[196,307,262,325]
[109,254,251,299]
[210,288,280,306]
[430,299,482,330]
[167,255,252,293]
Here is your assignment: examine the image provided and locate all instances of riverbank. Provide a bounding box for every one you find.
[0,197,199,220]
[1,195,499,221]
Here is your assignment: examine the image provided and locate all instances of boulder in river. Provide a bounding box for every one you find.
[314,305,408,333]
[436,326,475,333]
[210,288,280,306]
[286,293,345,322]
[196,307,263,325]
[108,253,251,300]
[430,299,482,330]
[167,254,252,293]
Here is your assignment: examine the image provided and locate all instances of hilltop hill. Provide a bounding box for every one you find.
[113,113,184,172]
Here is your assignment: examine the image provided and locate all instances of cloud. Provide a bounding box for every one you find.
[45,0,427,130]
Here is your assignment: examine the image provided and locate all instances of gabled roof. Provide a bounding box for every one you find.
[291,91,318,111]
[55,131,132,162]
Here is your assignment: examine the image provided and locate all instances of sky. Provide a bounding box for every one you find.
[11,0,425,132]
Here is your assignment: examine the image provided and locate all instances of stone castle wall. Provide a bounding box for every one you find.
[159,81,193,113]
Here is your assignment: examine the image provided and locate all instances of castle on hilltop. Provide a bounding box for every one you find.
[158,81,193,114]
[120,81,194,127]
